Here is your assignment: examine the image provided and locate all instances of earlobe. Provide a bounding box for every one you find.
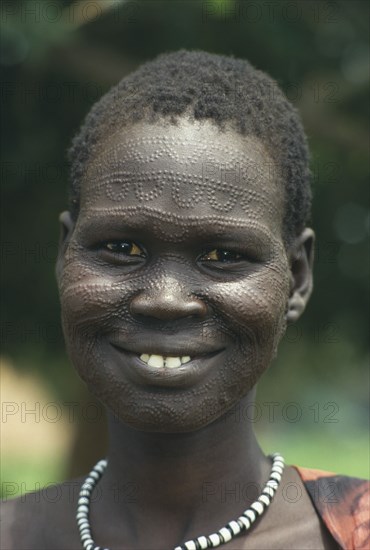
[59,211,74,242]
[285,228,315,323]
[55,211,75,283]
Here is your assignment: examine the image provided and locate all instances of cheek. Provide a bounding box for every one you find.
[208,265,290,349]
[203,267,289,401]
[58,261,133,379]
[59,260,126,329]
[59,262,125,388]
[196,278,287,424]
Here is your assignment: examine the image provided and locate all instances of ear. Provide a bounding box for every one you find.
[286,228,315,323]
[55,211,75,284]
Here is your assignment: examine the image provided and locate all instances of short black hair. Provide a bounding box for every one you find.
[68,49,311,245]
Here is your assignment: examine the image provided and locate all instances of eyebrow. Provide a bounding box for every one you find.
[77,206,280,245]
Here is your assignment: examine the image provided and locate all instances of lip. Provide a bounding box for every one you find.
[109,335,224,358]
[110,343,225,388]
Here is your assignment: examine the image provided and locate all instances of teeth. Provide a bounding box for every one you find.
[147,354,165,368]
[139,354,192,368]
[165,357,182,368]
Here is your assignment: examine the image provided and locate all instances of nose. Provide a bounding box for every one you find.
[129,276,207,321]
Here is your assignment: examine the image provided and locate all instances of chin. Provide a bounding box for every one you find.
[103,385,255,434]
[104,401,215,433]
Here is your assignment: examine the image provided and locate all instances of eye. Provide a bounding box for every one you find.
[103,240,145,257]
[199,248,246,263]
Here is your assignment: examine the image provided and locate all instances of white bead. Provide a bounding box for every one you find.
[198,536,209,549]
[267,479,278,489]
[78,523,89,531]
[228,520,241,535]
[78,497,89,505]
[244,509,256,522]
[238,516,251,530]
[251,501,264,515]
[78,505,89,514]
[209,533,221,546]
[263,486,275,498]
[271,465,284,475]
[184,542,197,550]
[273,460,285,469]
[270,472,281,482]
[219,527,232,542]
[85,477,96,485]
[258,494,271,506]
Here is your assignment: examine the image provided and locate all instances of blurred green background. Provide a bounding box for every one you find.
[1,0,369,497]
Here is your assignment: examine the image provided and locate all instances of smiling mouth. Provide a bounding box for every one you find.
[111,343,221,369]
[110,343,225,387]
[138,354,192,368]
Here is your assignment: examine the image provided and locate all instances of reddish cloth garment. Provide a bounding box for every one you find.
[294,466,370,549]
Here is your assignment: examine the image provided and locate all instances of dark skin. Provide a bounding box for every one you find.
[1,119,340,549]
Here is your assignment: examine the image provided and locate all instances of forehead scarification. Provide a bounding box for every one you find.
[82,173,281,218]
[83,132,276,183]
[79,121,285,238]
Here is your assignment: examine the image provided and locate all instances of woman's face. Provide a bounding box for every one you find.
[58,118,292,432]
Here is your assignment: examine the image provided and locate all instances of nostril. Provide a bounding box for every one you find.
[129,291,207,320]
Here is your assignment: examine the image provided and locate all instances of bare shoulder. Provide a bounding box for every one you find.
[1,490,49,550]
[1,497,20,550]
[0,477,85,550]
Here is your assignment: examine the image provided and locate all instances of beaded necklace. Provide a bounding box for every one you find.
[77,453,284,550]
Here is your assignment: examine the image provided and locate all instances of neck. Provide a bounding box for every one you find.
[92,389,271,548]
